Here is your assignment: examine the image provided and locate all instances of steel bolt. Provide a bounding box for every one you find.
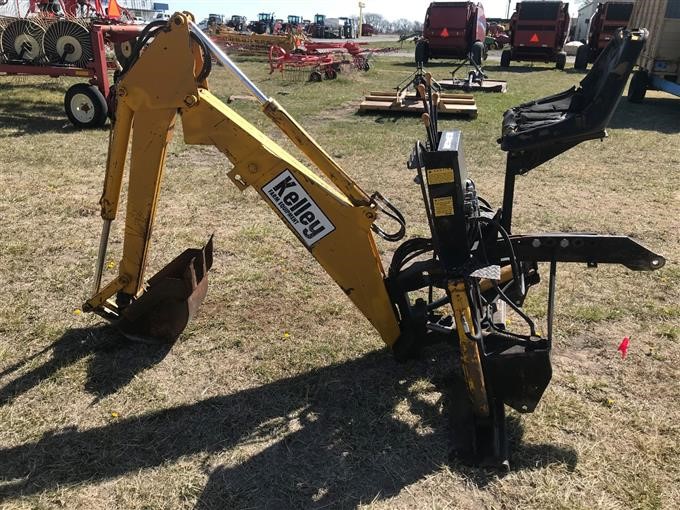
[184,95,198,107]
[560,238,570,248]
[532,239,541,248]
[247,163,258,173]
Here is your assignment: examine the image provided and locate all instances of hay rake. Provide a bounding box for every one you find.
[0,3,142,127]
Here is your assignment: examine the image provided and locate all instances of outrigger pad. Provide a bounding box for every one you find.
[118,237,214,343]
[500,29,647,171]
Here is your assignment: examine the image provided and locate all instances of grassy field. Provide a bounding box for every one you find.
[0,46,678,510]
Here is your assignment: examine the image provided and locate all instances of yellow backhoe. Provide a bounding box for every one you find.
[83,14,662,467]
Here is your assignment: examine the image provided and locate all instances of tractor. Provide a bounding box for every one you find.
[248,13,274,35]
[226,15,247,32]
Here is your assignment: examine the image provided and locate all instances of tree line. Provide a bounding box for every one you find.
[361,13,423,34]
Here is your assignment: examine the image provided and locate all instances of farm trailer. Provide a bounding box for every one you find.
[627,0,680,102]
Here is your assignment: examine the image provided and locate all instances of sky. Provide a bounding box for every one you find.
[169,1,580,23]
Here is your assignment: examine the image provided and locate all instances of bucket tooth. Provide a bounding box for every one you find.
[118,236,214,343]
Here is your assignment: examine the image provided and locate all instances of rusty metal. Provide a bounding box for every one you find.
[118,237,213,343]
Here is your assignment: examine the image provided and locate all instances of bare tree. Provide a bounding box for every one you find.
[363,12,422,34]
[393,18,412,33]
[363,12,383,28]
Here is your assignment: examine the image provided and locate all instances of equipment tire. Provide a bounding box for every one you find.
[415,40,429,65]
[471,41,484,66]
[324,67,337,80]
[309,70,323,82]
[628,70,648,103]
[64,83,108,128]
[574,44,588,70]
[555,51,567,70]
[500,48,511,68]
[114,38,137,67]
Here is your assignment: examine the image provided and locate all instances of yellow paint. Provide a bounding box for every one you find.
[85,14,401,346]
[262,100,371,207]
[449,281,489,417]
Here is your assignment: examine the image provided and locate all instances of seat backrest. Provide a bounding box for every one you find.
[572,28,647,124]
[500,29,646,164]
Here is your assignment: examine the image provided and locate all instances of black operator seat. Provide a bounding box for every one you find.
[499,29,647,174]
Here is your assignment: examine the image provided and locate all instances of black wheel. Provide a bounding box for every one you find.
[500,48,511,68]
[555,51,567,70]
[114,38,136,67]
[309,70,323,82]
[355,56,370,71]
[470,41,484,66]
[415,39,429,65]
[64,83,108,128]
[574,44,589,70]
[324,67,337,80]
[628,70,648,103]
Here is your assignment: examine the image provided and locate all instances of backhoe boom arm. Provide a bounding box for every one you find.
[84,13,400,345]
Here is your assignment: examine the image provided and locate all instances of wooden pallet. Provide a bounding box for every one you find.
[359,90,477,118]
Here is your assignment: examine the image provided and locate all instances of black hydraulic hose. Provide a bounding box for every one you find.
[477,216,521,288]
[121,19,167,74]
[370,192,406,243]
[475,216,537,337]
[388,237,432,277]
[119,20,212,84]
[190,31,212,82]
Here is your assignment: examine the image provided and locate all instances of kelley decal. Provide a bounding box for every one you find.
[262,169,335,247]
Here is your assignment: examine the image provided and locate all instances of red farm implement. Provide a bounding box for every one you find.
[268,45,339,81]
[0,0,142,127]
[208,25,303,56]
[501,1,571,70]
[575,2,634,70]
[268,41,389,81]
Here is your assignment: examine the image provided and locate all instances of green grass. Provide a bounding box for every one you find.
[0,48,678,510]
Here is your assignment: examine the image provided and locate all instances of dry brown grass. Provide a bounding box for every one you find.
[0,50,678,509]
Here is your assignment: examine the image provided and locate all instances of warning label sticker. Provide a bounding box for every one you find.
[433,196,455,217]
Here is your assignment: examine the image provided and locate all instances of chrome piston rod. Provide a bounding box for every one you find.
[92,219,112,294]
[188,21,269,104]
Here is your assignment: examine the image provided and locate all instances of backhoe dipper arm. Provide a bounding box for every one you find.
[84,13,401,346]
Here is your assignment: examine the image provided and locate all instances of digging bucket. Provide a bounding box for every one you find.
[118,237,214,343]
